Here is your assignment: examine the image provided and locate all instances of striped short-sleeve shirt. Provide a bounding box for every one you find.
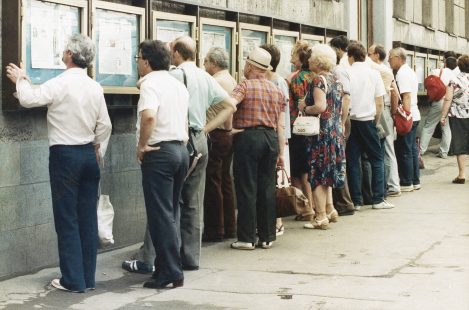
[231,78,286,129]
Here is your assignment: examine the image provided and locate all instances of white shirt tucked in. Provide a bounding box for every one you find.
[136,71,189,145]
[348,62,386,121]
[16,68,112,148]
[396,64,421,121]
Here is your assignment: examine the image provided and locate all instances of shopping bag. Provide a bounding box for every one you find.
[97,194,114,248]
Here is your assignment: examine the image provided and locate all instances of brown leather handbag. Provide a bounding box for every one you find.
[276,168,310,218]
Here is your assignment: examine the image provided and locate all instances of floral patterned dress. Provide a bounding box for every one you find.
[305,72,345,189]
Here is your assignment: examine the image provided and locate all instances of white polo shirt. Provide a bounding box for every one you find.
[16,68,112,148]
[395,63,421,121]
[430,67,455,87]
[348,61,386,121]
[136,70,189,145]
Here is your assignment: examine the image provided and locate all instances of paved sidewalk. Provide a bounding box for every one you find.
[0,152,468,310]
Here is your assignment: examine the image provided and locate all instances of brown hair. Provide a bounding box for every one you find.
[347,42,366,62]
[292,40,312,70]
[457,55,469,73]
[260,44,281,72]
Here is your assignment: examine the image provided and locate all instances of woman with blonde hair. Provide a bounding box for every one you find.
[298,44,346,229]
[288,40,316,222]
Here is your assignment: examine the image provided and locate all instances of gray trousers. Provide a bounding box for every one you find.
[420,100,452,156]
[382,106,400,192]
[135,131,208,268]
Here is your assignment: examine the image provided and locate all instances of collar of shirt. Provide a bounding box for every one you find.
[248,72,267,80]
[137,70,168,88]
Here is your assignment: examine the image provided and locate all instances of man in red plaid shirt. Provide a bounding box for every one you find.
[229,48,286,250]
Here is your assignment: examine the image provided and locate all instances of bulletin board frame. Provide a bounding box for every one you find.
[405,49,415,70]
[272,29,299,79]
[415,52,427,95]
[21,0,89,86]
[152,11,196,42]
[91,1,145,94]
[238,23,271,81]
[427,54,440,74]
[300,33,324,46]
[199,18,237,77]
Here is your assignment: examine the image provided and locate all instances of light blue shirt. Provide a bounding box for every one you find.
[170,62,228,130]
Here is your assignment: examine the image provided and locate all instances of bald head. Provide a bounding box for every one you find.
[171,36,196,65]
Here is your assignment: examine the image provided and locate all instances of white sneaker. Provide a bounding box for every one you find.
[354,205,363,211]
[400,185,414,192]
[257,241,274,249]
[413,184,421,190]
[372,201,394,209]
[230,241,255,250]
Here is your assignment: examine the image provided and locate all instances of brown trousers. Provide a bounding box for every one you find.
[203,129,236,238]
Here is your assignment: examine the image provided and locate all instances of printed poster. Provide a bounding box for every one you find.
[201,31,226,61]
[30,0,78,69]
[98,19,132,75]
[275,37,295,79]
[156,26,188,43]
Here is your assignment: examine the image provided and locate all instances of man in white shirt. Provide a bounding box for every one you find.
[346,42,390,210]
[6,34,112,292]
[419,55,456,159]
[368,44,401,197]
[389,47,421,192]
[135,40,189,289]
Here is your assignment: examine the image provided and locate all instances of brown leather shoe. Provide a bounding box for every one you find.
[452,177,465,184]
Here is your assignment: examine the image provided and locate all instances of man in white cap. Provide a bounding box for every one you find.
[229,47,286,250]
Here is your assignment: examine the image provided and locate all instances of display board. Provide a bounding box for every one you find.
[92,1,145,94]
[152,11,196,43]
[415,52,427,95]
[300,33,324,47]
[199,18,236,76]
[273,30,299,79]
[238,23,270,80]
[428,54,439,74]
[22,0,87,85]
[405,50,414,70]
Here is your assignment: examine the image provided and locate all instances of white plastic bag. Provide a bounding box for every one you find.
[97,194,114,248]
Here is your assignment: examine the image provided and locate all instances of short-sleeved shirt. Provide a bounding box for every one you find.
[449,72,469,119]
[231,77,286,129]
[270,76,291,139]
[170,61,228,130]
[396,63,420,121]
[333,64,351,95]
[289,70,314,125]
[206,69,237,129]
[349,62,386,121]
[136,71,189,145]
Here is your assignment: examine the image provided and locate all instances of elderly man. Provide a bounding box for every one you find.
[346,42,390,210]
[230,47,285,250]
[5,34,112,292]
[169,36,235,269]
[367,44,401,197]
[202,47,237,242]
[388,47,421,192]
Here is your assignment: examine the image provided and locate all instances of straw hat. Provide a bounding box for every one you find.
[246,47,273,71]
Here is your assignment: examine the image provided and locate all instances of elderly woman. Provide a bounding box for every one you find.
[288,40,316,222]
[5,34,112,292]
[441,55,469,184]
[298,44,345,230]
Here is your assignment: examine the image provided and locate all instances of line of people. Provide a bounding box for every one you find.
[5,32,468,293]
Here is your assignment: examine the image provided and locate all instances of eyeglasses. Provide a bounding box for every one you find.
[134,55,143,61]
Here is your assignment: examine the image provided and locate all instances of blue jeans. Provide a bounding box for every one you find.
[49,144,100,291]
[346,120,385,205]
[141,141,188,284]
[395,121,420,186]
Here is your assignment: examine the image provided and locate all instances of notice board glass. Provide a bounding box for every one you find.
[152,11,196,43]
[92,1,145,94]
[199,18,236,76]
[239,24,270,80]
[273,30,299,79]
[415,53,426,94]
[22,0,87,85]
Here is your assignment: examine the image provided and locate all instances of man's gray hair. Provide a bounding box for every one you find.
[390,47,407,61]
[206,47,229,70]
[65,34,96,68]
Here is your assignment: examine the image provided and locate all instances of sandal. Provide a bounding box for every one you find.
[275,224,285,236]
[452,177,465,184]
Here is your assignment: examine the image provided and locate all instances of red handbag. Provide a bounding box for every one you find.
[393,104,413,136]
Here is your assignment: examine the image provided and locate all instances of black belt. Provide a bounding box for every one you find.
[149,140,183,147]
[244,125,274,130]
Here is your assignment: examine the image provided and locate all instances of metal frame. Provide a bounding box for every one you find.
[238,23,271,81]
[91,0,145,94]
[427,54,440,73]
[300,33,324,45]
[151,11,196,41]
[199,17,237,76]
[405,49,415,69]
